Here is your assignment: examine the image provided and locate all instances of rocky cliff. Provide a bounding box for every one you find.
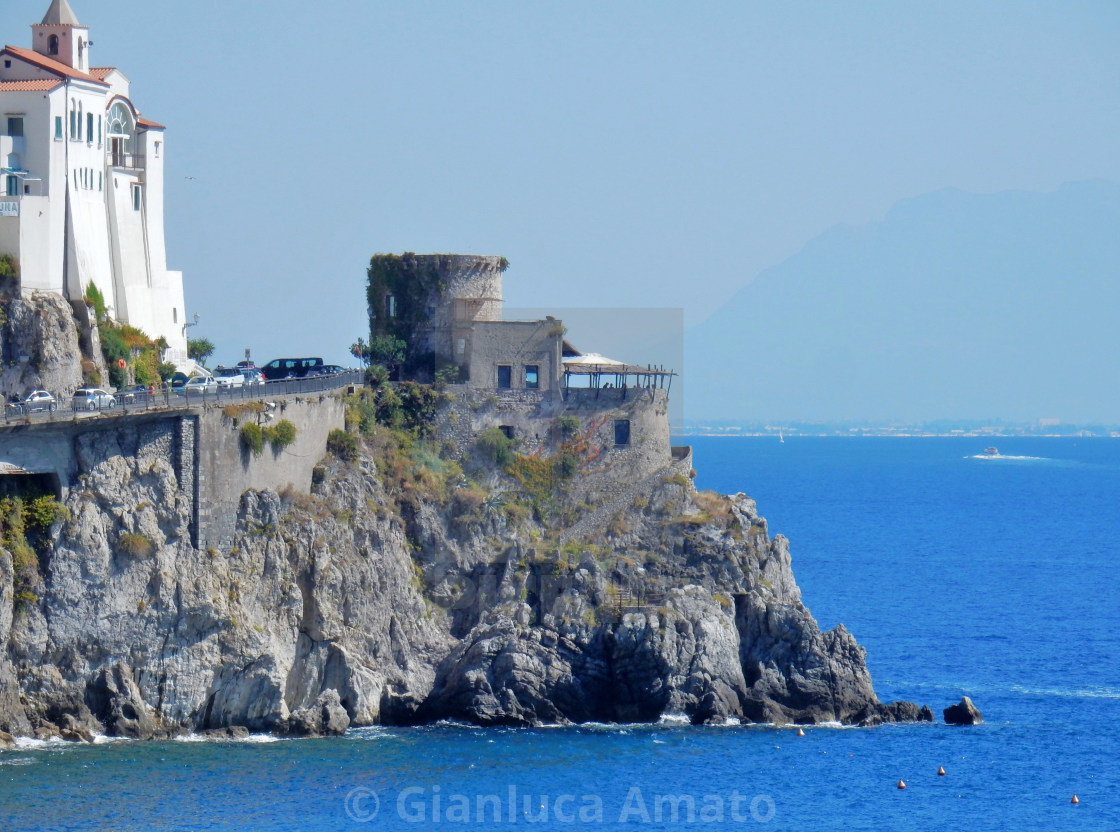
[0,416,929,742]
[0,289,100,400]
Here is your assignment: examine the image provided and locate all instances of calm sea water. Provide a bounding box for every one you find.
[1,437,1116,830]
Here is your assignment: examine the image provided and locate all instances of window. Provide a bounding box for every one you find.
[524,365,539,389]
[97,115,101,145]
[5,177,17,197]
[498,425,514,440]
[173,308,177,324]
[55,116,62,140]
[77,103,82,141]
[3,60,11,69]
[87,113,93,143]
[154,141,160,158]
[132,184,142,211]
[614,419,631,446]
[69,108,76,139]
[386,295,396,317]
[107,101,134,137]
[6,117,23,137]
[497,365,512,389]
[48,35,59,56]
[98,172,102,191]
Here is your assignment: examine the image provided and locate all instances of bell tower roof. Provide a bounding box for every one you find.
[40,0,80,26]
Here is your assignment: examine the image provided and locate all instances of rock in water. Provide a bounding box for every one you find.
[287,690,350,737]
[943,696,983,725]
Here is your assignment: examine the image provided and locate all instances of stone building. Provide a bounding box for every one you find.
[368,252,681,483]
[0,0,187,363]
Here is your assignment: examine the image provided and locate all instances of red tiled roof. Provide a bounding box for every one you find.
[89,67,115,81]
[137,116,165,129]
[0,79,62,91]
[0,45,107,85]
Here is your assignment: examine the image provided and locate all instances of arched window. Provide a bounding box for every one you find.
[69,100,76,139]
[77,102,83,141]
[107,101,135,166]
[48,35,59,56]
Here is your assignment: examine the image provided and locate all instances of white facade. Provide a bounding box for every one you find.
[0,0,187,362]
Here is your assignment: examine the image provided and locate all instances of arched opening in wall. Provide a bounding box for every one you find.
[106,100,136,167]
[48,34,59,55]
[0,469,63,501]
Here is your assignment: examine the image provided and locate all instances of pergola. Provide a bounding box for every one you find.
[561,347,676,392]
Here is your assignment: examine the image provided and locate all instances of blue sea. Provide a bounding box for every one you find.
[2,437,1117,830]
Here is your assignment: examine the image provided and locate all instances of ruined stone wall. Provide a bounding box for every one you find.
[437,386,673,488]
[196,395,345,551]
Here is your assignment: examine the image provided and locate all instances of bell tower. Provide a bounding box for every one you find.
[31,0,91,74]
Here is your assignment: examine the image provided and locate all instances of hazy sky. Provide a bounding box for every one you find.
[2,0,1118,370]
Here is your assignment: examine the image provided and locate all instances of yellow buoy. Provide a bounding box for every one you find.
[897,780,907,790]
[938,766,946,776]
[1071,795,1079,804]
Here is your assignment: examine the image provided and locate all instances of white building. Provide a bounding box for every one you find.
[0,0,187,363]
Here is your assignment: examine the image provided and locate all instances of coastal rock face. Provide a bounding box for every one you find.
[0,291,91,398]
[0,421,926,736]
[943,696,983,725]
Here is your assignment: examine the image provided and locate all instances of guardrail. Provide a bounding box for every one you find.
[1,370,365,426]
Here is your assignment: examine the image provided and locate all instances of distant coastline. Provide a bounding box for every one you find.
[677,422,1120,438]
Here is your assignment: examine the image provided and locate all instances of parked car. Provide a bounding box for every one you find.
[72,388,116,411]
[241,368,265,386]
[261,357,324,381]
[118,384,152,403]
[7,389,57,414]
[179,376,218,396]
[214,367,245,389]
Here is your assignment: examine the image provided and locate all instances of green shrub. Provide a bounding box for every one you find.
[553,451,580,479]
[556,414,581,438]
[83,280,105,322]
[26,495,69,534]
[240,423,264,455]
[0,253,18,282]
[263,419,297,451]
[477,427,515,467]
[327,428,358,461]
[118,532,154,558]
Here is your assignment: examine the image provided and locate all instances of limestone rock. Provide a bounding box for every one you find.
[943,696,983,725]
[0,291,88,398]
[0,411,925,737]
[287,689,350,737]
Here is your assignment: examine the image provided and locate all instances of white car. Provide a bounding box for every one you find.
[72,388,116,411]
[214,367,245,389]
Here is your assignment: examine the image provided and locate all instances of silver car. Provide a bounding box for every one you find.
[7,389,58,414]
[72,387,117,411]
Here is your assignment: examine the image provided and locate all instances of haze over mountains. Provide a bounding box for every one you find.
[687,181,1120,425]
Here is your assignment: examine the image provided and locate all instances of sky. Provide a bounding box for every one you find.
[2,0,1118,389]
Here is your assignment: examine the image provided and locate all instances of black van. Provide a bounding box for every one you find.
[261,357,324,380]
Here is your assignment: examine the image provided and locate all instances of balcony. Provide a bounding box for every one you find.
[109,150,145,170]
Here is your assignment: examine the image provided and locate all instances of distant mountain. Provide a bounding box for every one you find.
[687,181,1120,424]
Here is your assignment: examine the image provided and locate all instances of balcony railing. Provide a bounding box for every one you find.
[110,152,145,170]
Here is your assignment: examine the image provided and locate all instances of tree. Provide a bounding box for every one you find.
[367,335,406,373]
[188,337,215,366]
[350,337,369,367]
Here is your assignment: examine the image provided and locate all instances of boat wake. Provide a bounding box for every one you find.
[966,454,1045,461]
